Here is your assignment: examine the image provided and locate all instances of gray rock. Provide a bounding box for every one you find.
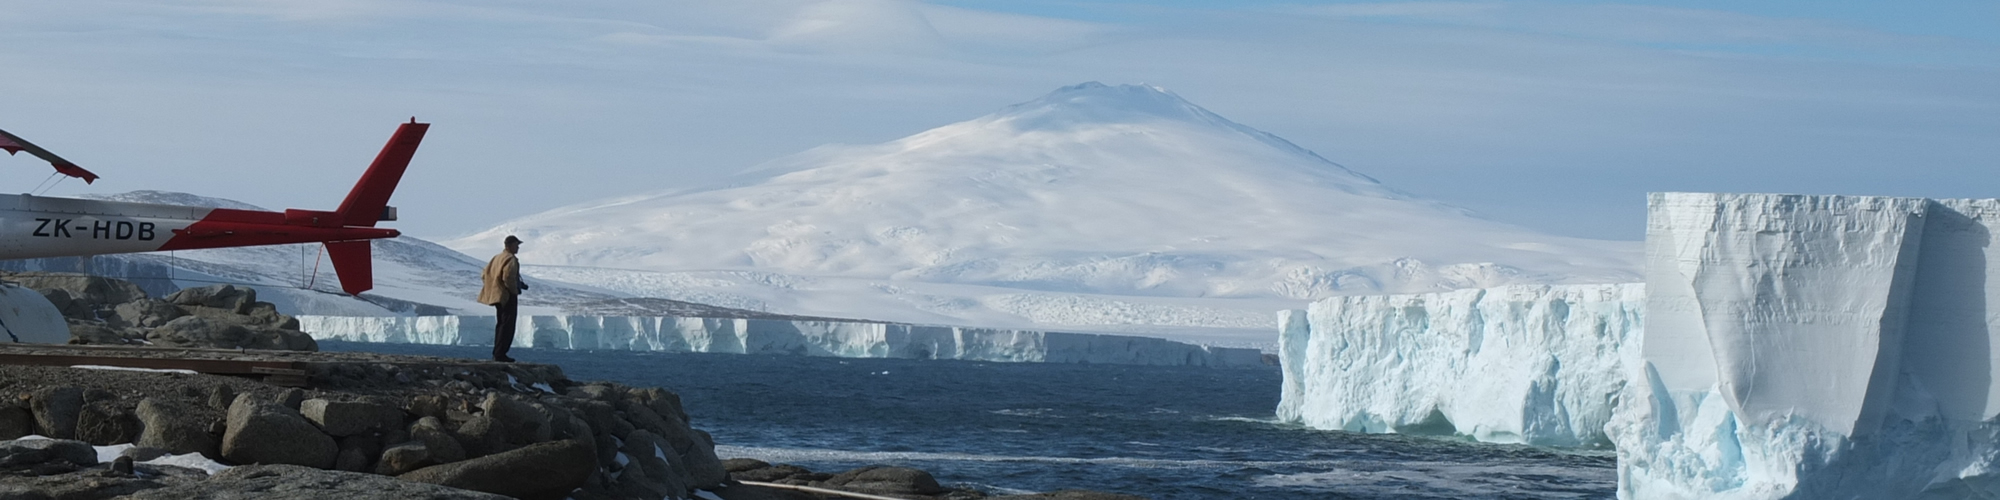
[617,430,683,498]
[411,416,466,464]
[335,434,380,473]
[205,386,235,411]
[822,465,948,495]
[374,441,438,476]
[0,405,31,440]
[274,389,305,410]
[0,437,97,469]
[112,299,186,329]
[136,398,219,459]
[148,317,251,350]
[685,429,728,487]
[75,401,142,445]
[39,288,85,320]
[67,318,134,345]
[480,394,550,445]
[125,464,512,500]
[299,399,400,437]
[164,284,254,313]
[12,273,146,314]
[452,415,506,458]
[119,446,174,462]
[723,458,771,473]
[30,387,84,439]
[220,393,336,468]
[399,439,597,500]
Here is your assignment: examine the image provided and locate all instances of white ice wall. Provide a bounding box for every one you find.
[1611,193,2000,500]
[300,315,1266,368]
[1276,283,1644,446]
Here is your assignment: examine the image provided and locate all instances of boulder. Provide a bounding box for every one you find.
[480,394,551,445]
[335,434,380,473]
[411,416,466,464]
[164,284,255,313]
[0,405,32,440]
[452,415,506,458]
[11,273,146,313]
[0,437,97,469]
[124,464,512,500]
[220,394,336,468]
[135,398,219,458]
[685,429,728,487]
[205,385,235,411]
[75,401,142,445]
[66,318,134,345]
[399,439,597,500]
[299,399,401,437]
[112,299,185,329]
[821,466,949,496]
[723,458,772,473]
[39,288,85,320]
[30,387,84,439]
[374,441,437,475]
[148,317,251,349]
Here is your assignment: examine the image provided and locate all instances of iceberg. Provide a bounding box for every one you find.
[299,315,1267,367]
[1611,193,2000,499]
[1276,283,1644,446]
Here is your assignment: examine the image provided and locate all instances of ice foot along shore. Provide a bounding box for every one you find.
[1279,192,2000,499]
[299,315,1270,368]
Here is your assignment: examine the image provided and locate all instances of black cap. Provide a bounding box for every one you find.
[504,235,523,245]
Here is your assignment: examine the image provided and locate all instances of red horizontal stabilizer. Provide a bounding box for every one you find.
[0,128,99,184]
[336,121,429,227]
[325,240,374,296]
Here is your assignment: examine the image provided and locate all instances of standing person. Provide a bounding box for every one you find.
[479,235,528,362]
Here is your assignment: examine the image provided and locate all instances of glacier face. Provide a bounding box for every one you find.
[299,315,1267,368]
[1612,193,2000,500]
[1276,283,1644,446]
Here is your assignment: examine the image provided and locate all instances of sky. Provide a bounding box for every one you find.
[0,0,1993,241]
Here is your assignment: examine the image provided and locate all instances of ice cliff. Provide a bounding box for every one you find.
[299,315,1267,367]
[1279,192,2000,499]
[1276,283,1644,446]
[1612,193,2000,499]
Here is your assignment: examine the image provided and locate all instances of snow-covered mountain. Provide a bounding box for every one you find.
[447,83,1641,344]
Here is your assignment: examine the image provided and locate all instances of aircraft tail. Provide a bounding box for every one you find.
[335,120,429,227]
[325,240,373,296]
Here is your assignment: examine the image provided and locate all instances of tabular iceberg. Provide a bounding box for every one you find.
[1277,283,1644,446]
[299,315,1266,367]
[1611,193,2000,499]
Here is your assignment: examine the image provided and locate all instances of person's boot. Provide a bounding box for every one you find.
[494,352,515,363]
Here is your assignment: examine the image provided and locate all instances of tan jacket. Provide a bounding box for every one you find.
[478,252,521,305]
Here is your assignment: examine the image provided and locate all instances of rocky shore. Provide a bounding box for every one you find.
[0,273,1156,499]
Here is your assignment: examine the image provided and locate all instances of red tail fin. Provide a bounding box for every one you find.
[325,240,373,295]
[336,120,429,227]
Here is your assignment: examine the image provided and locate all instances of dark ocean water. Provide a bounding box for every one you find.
[323,342,1616,499]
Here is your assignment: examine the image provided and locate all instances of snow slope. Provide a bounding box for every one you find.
[449,83,1641,341]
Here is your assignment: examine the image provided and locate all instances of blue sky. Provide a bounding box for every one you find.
[0,0,1993,241]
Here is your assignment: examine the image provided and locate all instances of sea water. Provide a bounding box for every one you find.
[323,342,1615,499]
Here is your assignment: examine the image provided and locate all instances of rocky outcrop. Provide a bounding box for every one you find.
[398,439,597,500]
[0,274,316,351]
[125,464,510,500]
[220,394,338,468]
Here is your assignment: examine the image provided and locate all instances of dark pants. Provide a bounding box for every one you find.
[493,297,518,359]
